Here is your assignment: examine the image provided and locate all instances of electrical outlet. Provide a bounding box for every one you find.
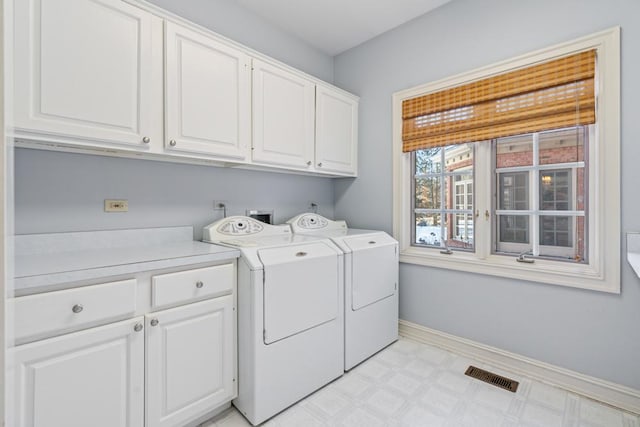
[104,199,128,212]
[213,200,228,210]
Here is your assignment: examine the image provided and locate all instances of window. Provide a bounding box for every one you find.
[393,28,620,292]
[413,144,474,250]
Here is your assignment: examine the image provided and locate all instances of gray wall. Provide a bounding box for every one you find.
[14,0,337,238]
[333,0,640,389]
[145,0,334,82]
[14,149,334,239]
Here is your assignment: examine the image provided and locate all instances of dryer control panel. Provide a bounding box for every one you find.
[287,213,347,233]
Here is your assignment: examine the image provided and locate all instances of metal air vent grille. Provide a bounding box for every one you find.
[464,366,519,393]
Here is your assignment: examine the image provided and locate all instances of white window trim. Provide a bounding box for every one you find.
[392,27,620,293]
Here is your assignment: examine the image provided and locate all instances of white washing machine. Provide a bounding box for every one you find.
[287,213,399,370]
[202,216,344,426]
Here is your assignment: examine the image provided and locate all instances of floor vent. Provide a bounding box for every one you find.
[464,366,519,393]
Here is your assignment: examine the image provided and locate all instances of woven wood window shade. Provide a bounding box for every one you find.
[402,50,596,152]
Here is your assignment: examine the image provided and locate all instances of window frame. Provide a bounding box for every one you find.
[392,27,620,293]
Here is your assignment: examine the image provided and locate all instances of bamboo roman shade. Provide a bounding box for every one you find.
[402,50,596,152]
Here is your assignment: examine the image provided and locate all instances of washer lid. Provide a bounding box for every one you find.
[259,241,340,344]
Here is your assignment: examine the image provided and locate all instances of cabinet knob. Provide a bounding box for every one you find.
[306,161,312,166]
[72,304,83,314]
[150,318,159,327]
[317,162,323,167]
[196,281,204,289]
[134,323,143,332]
[142,136,150,144]
[169,139,177,147]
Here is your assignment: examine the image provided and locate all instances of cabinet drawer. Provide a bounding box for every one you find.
[10,279,137,343]
[152,263,234,308]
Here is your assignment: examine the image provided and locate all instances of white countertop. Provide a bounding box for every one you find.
[11,226,239,296]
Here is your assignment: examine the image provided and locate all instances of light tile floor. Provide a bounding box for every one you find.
[201,338,640,427]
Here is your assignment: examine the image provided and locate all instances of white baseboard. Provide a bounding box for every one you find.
[399,319,640,415]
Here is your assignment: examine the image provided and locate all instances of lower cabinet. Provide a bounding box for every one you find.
[10,317,145,427]
[9,263,237,427]
[146,296,235,427]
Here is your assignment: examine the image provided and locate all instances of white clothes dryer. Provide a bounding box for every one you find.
[287,213,399,370]
[203,216,344,426]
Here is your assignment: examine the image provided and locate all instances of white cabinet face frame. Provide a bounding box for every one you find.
[13,0,163,149]
[251,59,316,169]
[9,317,145,427]
[315,85,358,175]
[145,296,236,427]
[164,22,251,161]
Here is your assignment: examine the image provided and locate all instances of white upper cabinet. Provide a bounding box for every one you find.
[10,0,358,176]
[315,85,358,175]
[164,22,251,161]
[13,0,163,150]
[252,59,316,170]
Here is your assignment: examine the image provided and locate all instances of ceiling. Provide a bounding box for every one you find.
[235,0,452,56]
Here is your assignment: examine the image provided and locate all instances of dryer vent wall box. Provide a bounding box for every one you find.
[246,209,273,224]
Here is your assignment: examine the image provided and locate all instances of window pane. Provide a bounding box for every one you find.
[452,213,474,249]
[499,172,529,210]
[415,148,442,175]
[415,177,441,209]
[539,127,585,165]
[415,213,446,246]
[540,215,572,247]
[496,134,533,167]
[444,144,474,172]
[540,170,571,211]
[499,215,529,244]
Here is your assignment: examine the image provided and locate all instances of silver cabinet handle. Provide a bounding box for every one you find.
[306,161,312,166]
[142,136,150,144]
[150,318,159,327]
[169,139,177,147]
[295,251,307,257]
[134,323,143,332]
[317,162,323,167]
[196,281,204,289]
[72,304,83,314]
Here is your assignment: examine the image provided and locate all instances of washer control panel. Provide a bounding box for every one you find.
[203,216,291,243]
[217,217,264,235]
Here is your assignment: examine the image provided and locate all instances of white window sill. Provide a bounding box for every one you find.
[400,246,618,293]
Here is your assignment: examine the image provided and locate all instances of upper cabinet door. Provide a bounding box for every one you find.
[164,22,251,161]
[252,59,315,169]
[13,0,163,149]
[315,85,359,176]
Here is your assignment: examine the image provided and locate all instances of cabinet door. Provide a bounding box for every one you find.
[252,59,315,169]
[315,85,358,175]
[13,0,163,149]
[9,317,145,427]
[164,22,250,160]
[146,296,235,427]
